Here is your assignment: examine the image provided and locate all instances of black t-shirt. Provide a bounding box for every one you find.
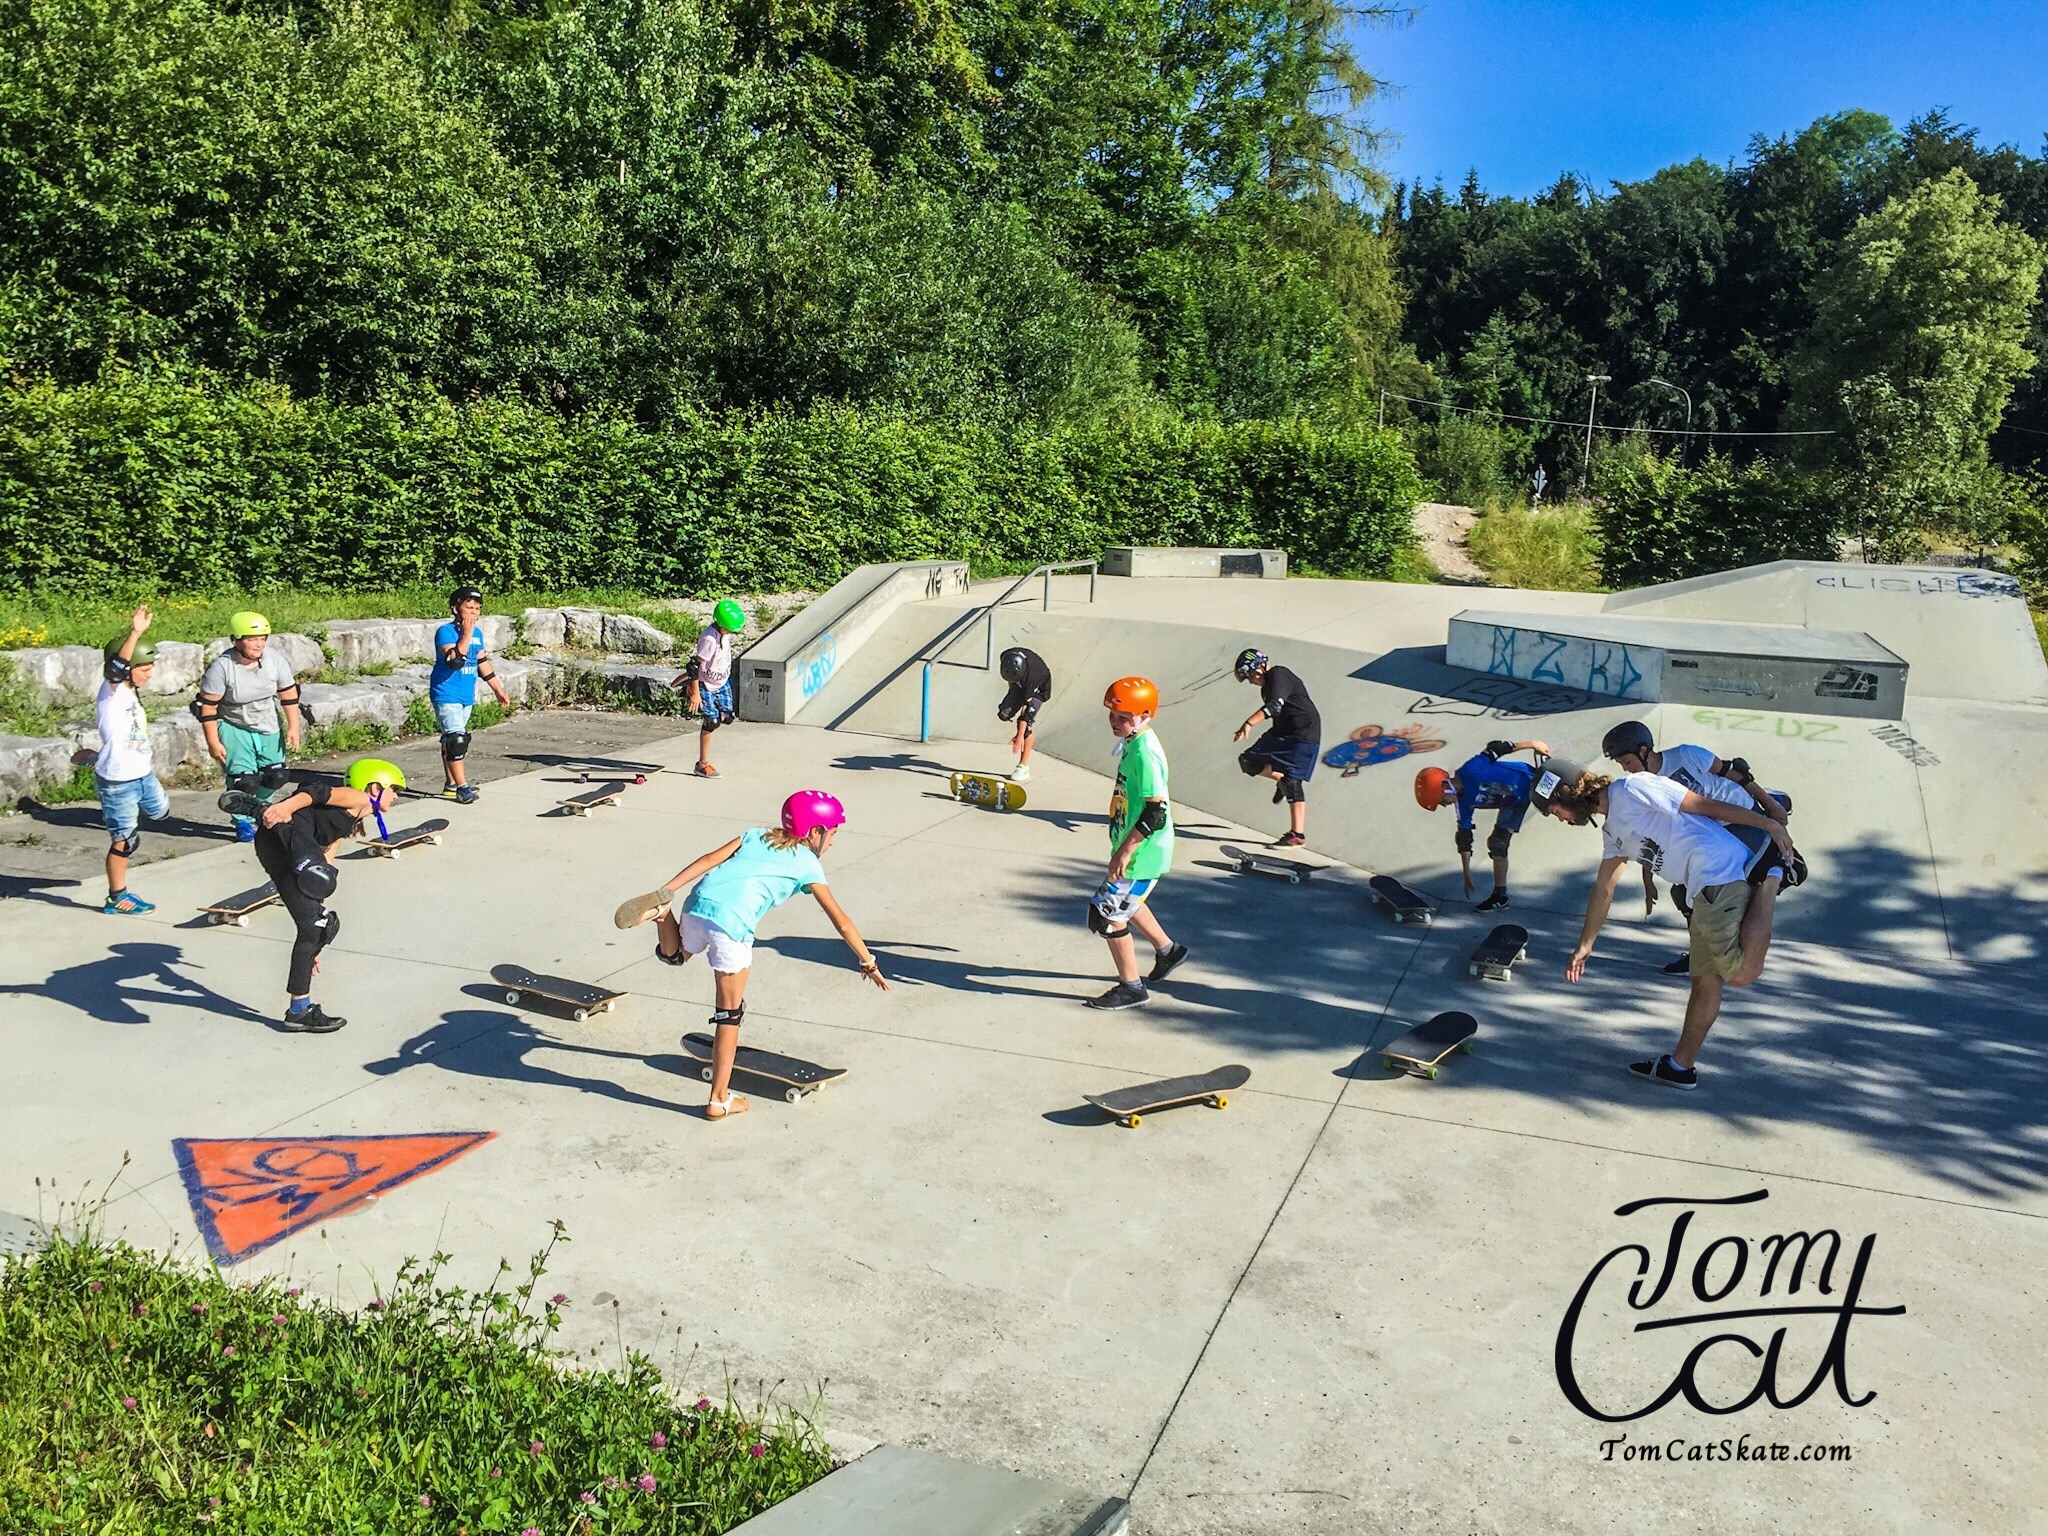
[1260,665,1321,743]
[1006,649,1052,700]
[262,779,361,852]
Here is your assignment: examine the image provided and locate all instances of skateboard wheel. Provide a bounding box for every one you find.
[571,1007,589,1023]
[699,1066,714,1083]
[1212,1094,1229,1110]
[233,915,248,928]
[1124,1114,1141,1128]
[784,1087,803,1105]
[1287,873,1301,885]
[1426,1066,1439,1080]
[386,848,401,859]
[505,989,522,1005]
[428,835,442,845]
[1459,1042,1473,1053]
[634,774,647,785]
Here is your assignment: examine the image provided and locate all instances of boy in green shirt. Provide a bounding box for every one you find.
[1087,675,1189,1009]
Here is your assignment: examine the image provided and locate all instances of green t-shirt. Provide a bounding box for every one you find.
[1109,728,1174,880]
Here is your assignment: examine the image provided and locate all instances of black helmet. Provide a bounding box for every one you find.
[1233,647,1268,680]
[449,584,483,611]
[999,648,1029,685]
[1601,720,1654,764]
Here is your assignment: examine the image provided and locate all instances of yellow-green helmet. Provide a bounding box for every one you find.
[346,758,406,794]
[229,611,271,639]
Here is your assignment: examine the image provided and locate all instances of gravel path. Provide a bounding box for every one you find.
[1411,501,1490,583]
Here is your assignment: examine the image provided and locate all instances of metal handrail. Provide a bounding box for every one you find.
[918,560,1098,741]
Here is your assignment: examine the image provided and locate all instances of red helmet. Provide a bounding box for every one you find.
[780,790,846,840]
[1414,766,1453,810]
[1103,676,1159,714]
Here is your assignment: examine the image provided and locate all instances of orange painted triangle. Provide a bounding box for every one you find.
[173,1133,495,1265]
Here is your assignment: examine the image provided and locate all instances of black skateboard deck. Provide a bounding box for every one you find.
[1369,874,1433,925]
[950,771,1026,810]
[1219,844,1320,884]
[680,1032,848,1104]
[558,782,627,816]
[1380,1012,1477,1080]
[365,818,448,858]
[199,883,279,926]
[1467,923,1529,981]
[548,773,649,785]
[496,965,624,1021]
[1084,1064,1251,1128]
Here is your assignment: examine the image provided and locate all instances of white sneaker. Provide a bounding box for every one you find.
[1011,763,1032,783]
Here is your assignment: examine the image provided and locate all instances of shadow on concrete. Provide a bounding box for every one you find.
[504,750,667,777]
[0,874,84,907]
[760,935,1093,1001]
[832,751,954,778]
[0,941,272,1026]
[362,998,692,1116]
[1350,648,1606,722]
[10,799,230,844]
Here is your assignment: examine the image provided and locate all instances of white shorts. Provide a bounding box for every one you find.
[681,912,753,972]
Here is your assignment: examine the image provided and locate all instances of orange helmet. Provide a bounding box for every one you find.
[1103,676,1159,714]
[1414,766,1453,810]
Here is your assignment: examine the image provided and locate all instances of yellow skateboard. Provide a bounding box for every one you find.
[950,771,1026,811]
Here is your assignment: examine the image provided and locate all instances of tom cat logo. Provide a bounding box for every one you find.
[1554,1190,1904,1422]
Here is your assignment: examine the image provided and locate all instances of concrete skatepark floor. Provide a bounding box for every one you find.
[4,567,2046,1534]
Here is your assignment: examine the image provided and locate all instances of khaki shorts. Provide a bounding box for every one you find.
[1688,880,1753,979]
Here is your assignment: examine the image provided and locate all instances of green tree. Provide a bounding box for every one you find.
[1790,170,2046,556]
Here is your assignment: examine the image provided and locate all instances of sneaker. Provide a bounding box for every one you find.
[1148,942,1189,983]
[1274,831,1306,848]
[1271,781,1287,805]
[280,1003,347,1034]
[234,820,257,843]
[1627,1055,1697,1090]
[103,891,155,916]
[1010,763,1031,783]
[1661,952,1691,976]
[1475,889,1511,913]
[217,789,266,820]
[1085,980,1150,1011]
[454,784,481,806]
[1782,852,1808,889]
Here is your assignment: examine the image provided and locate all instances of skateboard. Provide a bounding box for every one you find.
[1083,1064,1251,1128]
[558,782,627,816]
[1467,923,1529,981]
[364,818,449,859]
[551,773,649,786]
[1369,874,1434,925]
[1219,844,1318,884]
[1379,1012,1477,1080]
[198,883,280,927]
[950,771,1026,811]
[680,1032,848,1105]
[497,967,624,1022]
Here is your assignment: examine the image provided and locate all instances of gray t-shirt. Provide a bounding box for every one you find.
[199,646,298,734]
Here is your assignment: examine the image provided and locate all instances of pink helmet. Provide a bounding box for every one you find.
[781,789,846,840]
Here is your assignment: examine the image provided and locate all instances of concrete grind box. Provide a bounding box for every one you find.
[1446,610,1908,720]
[1100,546,1286,578]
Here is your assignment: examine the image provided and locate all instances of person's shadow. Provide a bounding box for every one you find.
[756,935,1090,1000]
[0,941,271,1026]
[0,874,83,908]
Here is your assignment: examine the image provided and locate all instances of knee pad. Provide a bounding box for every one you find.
[1454,827,1474,856]
[710,1003,745,1027]
[1670,884,1691,918]
[1086,903,1129,939]
[1237,750,1263,777]
[294,857,339,902]
[261,763,291,790]
[1486,826,1515,860]
[1281,775,1306,804]
[110,830,141,858]
[227,771,261,794]
[440,731,472,762]
[314,907,340,952]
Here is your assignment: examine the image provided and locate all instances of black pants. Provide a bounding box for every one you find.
[254,828,333,996]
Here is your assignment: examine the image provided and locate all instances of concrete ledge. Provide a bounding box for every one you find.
[741,561,969,724]
[730,1446,1127,1536]
[1101,546,1286,578]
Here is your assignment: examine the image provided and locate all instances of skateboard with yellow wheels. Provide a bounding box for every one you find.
[1084,1064,1250,1128]
[950,771,1026,811]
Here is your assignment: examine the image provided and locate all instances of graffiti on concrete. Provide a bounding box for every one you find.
[1408,677,1595,720]
[1872,723,1940,767]
[1813,571,2021,600]
[793,632,839,707]
[1488,625,1653,699]
[1689,709,1840,745]
[1325,724,1448,778]
[1815,665,1880,701]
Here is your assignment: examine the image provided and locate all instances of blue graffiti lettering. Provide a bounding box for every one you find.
[794,633,839,705]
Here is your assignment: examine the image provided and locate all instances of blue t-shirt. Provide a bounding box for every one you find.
[1454,754,1534,830]
[683,828,828,944]
[429,622,487,707]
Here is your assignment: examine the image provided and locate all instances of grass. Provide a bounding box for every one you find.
[1466,502,1604,592]
[0,1223,833,1532]
[34,764,98,805]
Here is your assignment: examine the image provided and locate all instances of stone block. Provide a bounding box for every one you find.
[322,618,439,671]
[520,608,567,649]
[142,641,205,695]
[494,658,561,705]
[0,734,79,804]
[481,615,515,652]
[561,607,606,647]
[2,646,102,698]
[298,680,415,735]
[602,613,672,654]
[201,633,323,679]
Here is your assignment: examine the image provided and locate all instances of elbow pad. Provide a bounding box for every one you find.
[277,684,302,706]
[1454,827,1474,855]
[1133,800,1169,838]
[192,697,221,723]
[1484,739,1514,761]
[304,781,333,808]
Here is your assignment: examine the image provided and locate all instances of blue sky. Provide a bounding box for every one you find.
[1362,0,2048,198]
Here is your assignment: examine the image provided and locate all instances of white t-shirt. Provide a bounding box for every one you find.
[1654,743,1747,807]
[694,627,733,689]
[1601,773,1748,891]
[94,681,154,781]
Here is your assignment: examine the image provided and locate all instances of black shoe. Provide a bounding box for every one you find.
[1085,981,1150,1010]
[1781,852,1808,889]
[1149,943,1189,983]
[1274,831,1306,848]
[1627,1055,1697,1090]
[1475,889,1510,913]
[1661,952,1690,975]
[280,1003,346,1034]
[218,789,267,819]
[1272,781,1287,804]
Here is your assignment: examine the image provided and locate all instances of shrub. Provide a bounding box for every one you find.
[1590,450,1841,588]
[1467,503,1602,591]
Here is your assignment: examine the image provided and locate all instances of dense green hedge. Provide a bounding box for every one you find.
[1590,450,1842,589]
[0,373,1424,598]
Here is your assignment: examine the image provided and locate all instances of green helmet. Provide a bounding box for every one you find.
[103,637,156,676]
[229,611,271,639]
[713,598,746,632]
[346,758,407,795]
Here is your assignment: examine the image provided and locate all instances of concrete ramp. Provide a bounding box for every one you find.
[739,561,969,723]
[1446,609,1908,719]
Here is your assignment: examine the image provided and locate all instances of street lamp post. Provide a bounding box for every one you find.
[1581,373,1611,487]
[1648,376,1694,465]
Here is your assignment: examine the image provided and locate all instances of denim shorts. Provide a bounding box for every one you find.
[98,773,170,840]
[434,701,474,734]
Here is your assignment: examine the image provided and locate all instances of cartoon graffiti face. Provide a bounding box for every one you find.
[1323,724,1448,778]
